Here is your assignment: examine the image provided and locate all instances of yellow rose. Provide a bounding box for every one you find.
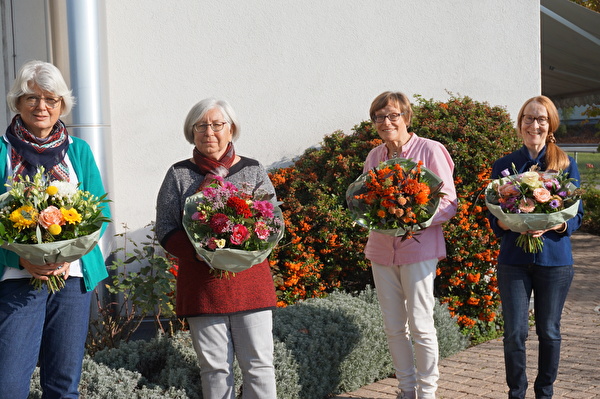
[214,239,226,249]
[48,224,62,235]
[520,171,543,188]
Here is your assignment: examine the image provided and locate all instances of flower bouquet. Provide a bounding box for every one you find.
[346,158,445,241]
[182,178,284,277]
[485,167,582,253]
[0,168,110,292]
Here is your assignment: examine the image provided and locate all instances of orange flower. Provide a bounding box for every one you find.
[38,206,65,229]
[467,297,480,305]
[414,191,429,205]
[402,179,422,195]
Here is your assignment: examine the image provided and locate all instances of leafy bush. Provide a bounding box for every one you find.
[433,299,470,356]
[580,163,600,234]
[270,94,521,337]
[92,333,300,399]
[87,223,183,355]
[269,124,380,306]
[272,288,393,398]
[28,356,189,399]
[29,289,464,398]
[93,333,201,397]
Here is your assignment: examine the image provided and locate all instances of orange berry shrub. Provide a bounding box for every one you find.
[269,94,521,338]
[412,95,521,336]
[269,123,381,306]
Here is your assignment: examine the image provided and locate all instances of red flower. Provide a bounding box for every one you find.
[209,213,230,233]
[227,196,253,218]
[230,224,250,245]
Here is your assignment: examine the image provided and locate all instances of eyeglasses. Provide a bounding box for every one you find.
[373,113,404,123]
[23,95,62,109]
[522,115,549,126]
[193,122,228,133]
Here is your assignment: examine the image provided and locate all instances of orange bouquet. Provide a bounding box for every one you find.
[346,158,445,240]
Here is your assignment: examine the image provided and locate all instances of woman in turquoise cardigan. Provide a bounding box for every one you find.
[0,60,110,399]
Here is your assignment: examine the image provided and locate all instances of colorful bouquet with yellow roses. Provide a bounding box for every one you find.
[0,167,110,292]
[485,166,582,253]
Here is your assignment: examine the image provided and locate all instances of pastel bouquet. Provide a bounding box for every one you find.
[0,167,110,292]
[346,158,445,241]
[183,177,284,276]
[485,166,582,253]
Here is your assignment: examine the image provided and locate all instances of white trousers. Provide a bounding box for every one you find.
[187,310,277,399]
[372,259,439,399]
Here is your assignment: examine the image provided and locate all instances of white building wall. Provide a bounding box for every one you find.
[2,0,540,239]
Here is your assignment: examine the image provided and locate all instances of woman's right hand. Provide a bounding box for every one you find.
[19,258,70,280]
[497,219,510,231]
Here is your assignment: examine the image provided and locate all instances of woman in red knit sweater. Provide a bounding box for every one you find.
[155,98,278,399]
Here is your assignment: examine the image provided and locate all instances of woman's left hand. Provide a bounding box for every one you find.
[20,258,71,280]
[525,222,566,237]
[51,262,71,279]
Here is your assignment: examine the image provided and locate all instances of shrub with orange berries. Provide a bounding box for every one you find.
[269,94,522,337]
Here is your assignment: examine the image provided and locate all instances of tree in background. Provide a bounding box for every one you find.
[569,0,600,13]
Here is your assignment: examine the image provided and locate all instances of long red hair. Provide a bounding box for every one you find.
[516,95,569,171]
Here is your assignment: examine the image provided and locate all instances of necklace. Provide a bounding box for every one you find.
[389,133,412,159]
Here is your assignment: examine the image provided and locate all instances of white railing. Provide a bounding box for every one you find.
[558,143,598,162]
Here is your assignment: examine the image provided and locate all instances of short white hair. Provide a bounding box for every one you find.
[183,98,240,144]
[6,60,75,117]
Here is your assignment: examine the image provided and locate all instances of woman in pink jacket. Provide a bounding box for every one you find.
[363,92,458,399]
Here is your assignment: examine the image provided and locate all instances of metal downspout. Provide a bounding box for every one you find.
[47,0,114,259]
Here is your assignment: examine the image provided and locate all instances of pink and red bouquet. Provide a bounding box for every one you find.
[183,178,284,275]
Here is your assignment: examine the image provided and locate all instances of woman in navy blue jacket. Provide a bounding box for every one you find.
[488,95,583,399]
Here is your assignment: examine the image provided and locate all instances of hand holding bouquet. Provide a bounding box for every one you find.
[183,178,284,276]
[0,167,110,292]
[346,158,445,241]
[485,166,583,253]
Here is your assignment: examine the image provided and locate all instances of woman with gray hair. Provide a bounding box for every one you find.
[0,60,110,398]
[156,98,278,398]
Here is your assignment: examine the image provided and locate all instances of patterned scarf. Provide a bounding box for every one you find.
[193,142,236,191]
[6,115,70,181]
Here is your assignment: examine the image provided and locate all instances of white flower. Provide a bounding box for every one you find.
[520,172,543,189]
[48,180,78,199]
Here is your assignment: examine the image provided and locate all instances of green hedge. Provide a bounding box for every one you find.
[29,289,466,399]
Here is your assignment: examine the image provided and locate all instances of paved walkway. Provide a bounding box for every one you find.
[333,232,600,399]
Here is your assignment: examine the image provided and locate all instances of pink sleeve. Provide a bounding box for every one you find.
[424,144,458,226]
[363,145,386,173]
